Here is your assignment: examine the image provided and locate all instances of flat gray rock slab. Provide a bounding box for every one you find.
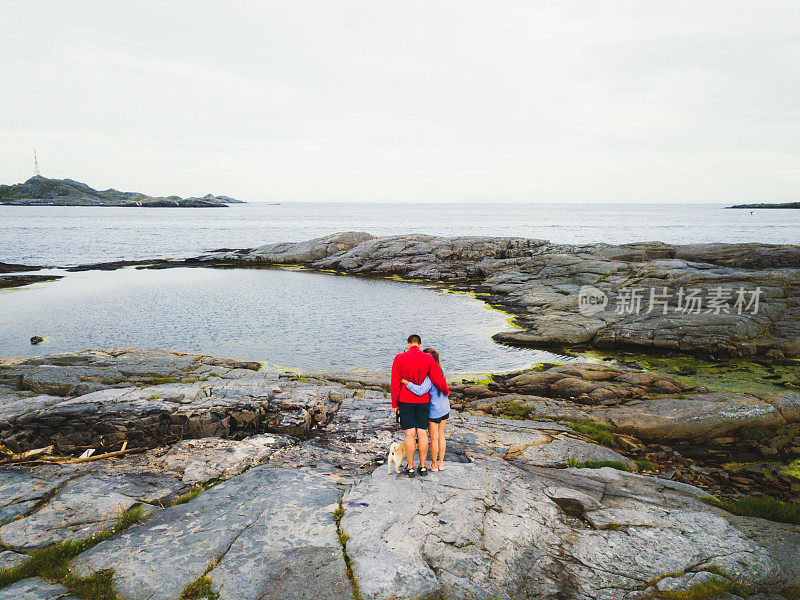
[152,433,295,483]
[447,411,565,453]
[450,410,633,468]
[0,465,76,527]
[207,231,373,264]
[447,411,630,468]
[342,452,799,600]
[0,548,27,570]
[595,392,787,440]
[0,394,65,422]
[1,351,348,454]
[0,578,78,600]
[342,457,564,600]
[0,464,183,552]
[518,435,634,468]
[728,515,800,583]
[529,466,795,599]
[71,466,351,600]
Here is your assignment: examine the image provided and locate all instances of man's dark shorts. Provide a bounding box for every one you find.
[398,401,430,431]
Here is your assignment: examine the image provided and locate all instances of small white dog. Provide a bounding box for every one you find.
[387,440,416,474]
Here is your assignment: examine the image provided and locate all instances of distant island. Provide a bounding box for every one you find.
[727,201,800,209]
[0,175,245,207]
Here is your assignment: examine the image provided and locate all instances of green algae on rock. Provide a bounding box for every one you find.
[563,347,800,395]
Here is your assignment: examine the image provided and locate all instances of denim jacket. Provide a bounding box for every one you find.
[405,376,450,419]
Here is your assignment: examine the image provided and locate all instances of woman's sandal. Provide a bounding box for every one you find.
[404,467,415,477]
[417,466,428,476]
[437,462,445,471]
[430,464,439,472]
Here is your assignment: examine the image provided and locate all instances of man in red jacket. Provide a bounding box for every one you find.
[391,334,449,476]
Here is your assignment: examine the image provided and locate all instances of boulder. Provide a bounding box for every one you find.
[202,231,374,265]
[494,363,694,405]
[518,436,634,469]
[593,391,788,440]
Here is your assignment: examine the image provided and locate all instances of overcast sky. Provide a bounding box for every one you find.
[1,1,799,203]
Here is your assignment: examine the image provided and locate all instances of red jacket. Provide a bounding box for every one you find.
[391,346,449,408]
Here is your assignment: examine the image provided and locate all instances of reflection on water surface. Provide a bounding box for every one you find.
[0,267,569,372]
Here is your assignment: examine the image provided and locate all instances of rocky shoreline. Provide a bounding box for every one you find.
[0,262,62,289]
[1,233,799,598]
[175,232,800,359]
[728,203,800,209]
[0,176,243,207]
[17,231,797,360]
[0,274,62,289]
[0,348,798,599]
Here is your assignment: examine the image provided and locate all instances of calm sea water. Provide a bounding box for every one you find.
[0,267,564,372]
[1,202,798,266]
[2,202,797,370]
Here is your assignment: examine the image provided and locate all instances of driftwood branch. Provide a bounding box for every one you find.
[0,445,54,463]
[0,441,142,465]
[60,447,145,464]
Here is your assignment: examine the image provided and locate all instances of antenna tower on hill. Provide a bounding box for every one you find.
[34,150,41,176]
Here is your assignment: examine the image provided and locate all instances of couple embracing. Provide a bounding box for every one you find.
[390,334,451,476]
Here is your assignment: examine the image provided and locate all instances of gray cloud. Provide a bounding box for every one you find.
[1,0,798,203]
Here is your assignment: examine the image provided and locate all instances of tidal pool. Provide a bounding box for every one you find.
[0,267,568,372]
